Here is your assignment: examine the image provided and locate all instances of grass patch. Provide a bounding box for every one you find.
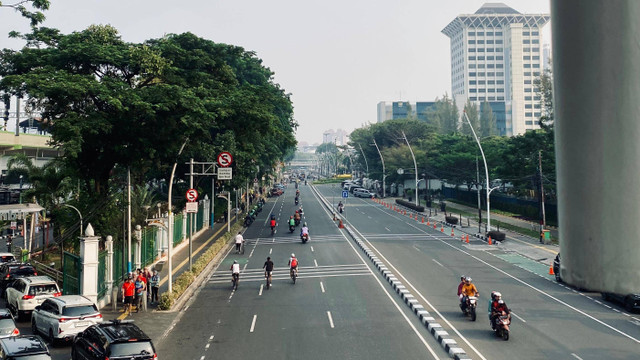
[311,179,342,185]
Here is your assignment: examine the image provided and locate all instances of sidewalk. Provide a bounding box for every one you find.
[99,215,239,341]
[382,197,559,266]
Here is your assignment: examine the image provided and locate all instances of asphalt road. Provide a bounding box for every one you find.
[313,184,640,360]
[156,183,452,360]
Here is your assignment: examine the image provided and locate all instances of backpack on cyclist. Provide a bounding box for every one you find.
[291,258,298,267]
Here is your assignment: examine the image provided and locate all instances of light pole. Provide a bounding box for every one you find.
[167,140,188,294]
[401,131,419,206]
[62,204,83,239]
[357,144,369,178]
[463,111,499,233]
[371,139,386,198]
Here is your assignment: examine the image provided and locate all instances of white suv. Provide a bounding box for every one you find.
[32,295,102,344]
[353,188,374,198]
[0,253,15,264]
[5,276,60,320]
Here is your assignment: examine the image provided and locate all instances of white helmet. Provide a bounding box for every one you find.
[465,277,472,282]
[498,300,504,304]
[291,253,295,257]
[494,292,502,298]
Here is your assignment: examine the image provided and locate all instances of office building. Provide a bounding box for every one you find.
[377,101,436,123]
[442,3,550,135]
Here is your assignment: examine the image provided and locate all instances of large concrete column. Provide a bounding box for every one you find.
[80,224,99,305]
[552,0,640,294]
[105,235,114,304]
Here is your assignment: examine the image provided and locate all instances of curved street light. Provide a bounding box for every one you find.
[371,139,386,198]
[401,131,419,206]
[167,139,188,294]
[62,204,83,239]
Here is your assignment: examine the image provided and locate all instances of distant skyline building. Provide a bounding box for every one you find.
[442,3,550,136]
[322,129,349,146]
[377,101,436,123]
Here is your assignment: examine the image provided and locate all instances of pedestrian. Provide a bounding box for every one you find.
[235,232,244,253]
[6,235,11,253]
[223,210,228,223]
[150,270,160,304]
[121,276,135,315]
[143,267,152,302]
[134,275,146,313]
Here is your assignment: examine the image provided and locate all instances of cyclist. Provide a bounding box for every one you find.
[230,260,240,285]
[235,231,244,253]
[288,253,298,277]
[263,256,274,287]
[269,217,277,233]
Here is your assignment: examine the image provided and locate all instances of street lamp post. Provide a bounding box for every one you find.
[167,140,188,294]
[463,111,499,233]
[358,144,369,177]
[371,139,386,198]
[62,204,83,239]
[401,131,419,207]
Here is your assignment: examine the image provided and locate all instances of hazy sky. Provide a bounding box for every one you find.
[1,0,551,145]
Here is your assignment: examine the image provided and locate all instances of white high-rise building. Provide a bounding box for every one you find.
[442,3,550,135]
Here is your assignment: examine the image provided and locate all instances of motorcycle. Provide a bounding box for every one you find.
[338,204,344,214]
[460,296,478,321]
[295,197,299,205]
[493,312,511,340]
[300,233,309,243]
[294,217,300,226]
[289,224,295,233]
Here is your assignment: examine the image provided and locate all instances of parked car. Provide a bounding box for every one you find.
[32,295,103,344]
[6,276,61,320]
[71,320,157,360]
[602,292,640,312]
[353,189,375,198]
[0,253,15,264]
[0,310,19,339]
[0,335,50,359]
[0,263,37,296]
[348,184,363,193]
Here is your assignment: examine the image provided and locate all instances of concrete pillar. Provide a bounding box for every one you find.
[134,225,141,270]
[105,235,114,308]
[552,0,640,294]
[203,195,210,229]
[80,223,99,305]
[181,210,187,241]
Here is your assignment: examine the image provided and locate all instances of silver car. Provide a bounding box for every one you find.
[31,295,102,344]
[0,310,18,339]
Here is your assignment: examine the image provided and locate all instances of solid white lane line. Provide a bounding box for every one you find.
[243,263,248,271]
[250,315,257,333]
[431,259,444,267]
[249,248,255,257]
[511,312,526,323]
[349,227,488,360]
[320,281,325,293]
[327,311,335,328]
[259,284,263,296]
[571,353,584,360]
[314,259,319,267]
[310,246,314,252]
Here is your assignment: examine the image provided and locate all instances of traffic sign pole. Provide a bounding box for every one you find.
[189,159,193,272]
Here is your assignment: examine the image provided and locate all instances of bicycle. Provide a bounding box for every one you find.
[265,271,272,289]
[232,273,239,290]
[290,268,297,284]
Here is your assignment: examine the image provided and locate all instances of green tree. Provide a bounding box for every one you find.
[461,99,479,136]
[534,67,554,129]
[479,101,497,137]
[0,0,49,25]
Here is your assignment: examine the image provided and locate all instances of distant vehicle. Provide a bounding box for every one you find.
[348,184,363,193]
[353,189,374,198]
[0,335,50,359]
[0,263,37,296]
[270,188,283,196]
[32,295,103,344]
[71,320,157,360]
[5,276,61,320]
[0,254,15,264]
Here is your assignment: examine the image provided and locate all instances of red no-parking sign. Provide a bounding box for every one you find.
[186,188,199,202]
[217,152,233,167]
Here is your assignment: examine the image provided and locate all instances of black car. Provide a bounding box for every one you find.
[0,335,50,359]
[71,320,156,360]
[0,263,37,295]
[602,292,640,313]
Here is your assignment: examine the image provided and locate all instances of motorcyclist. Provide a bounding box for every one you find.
[288,216,295,230]
[288,253,298,276]
[294,211,301,225]
[338,201,344,213]
[460,277,479,311]
[230,260,240,283]
[296,189,300,197]
[270,217,277,231]
[300,222,309,241]
[457,275,466,300]
[490,293,511,329]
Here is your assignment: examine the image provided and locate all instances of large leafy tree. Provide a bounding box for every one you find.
[479,101,497,137]
[534,67,554,129]
[461,99,479,137]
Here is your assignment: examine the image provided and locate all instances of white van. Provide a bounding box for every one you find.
[353,189,374,198]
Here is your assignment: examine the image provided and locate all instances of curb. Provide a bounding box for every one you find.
[311,186,472,360]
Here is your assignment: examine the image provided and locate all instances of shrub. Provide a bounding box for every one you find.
[487,230,506,242]
[395,199,425,212]
[445,216,459,224]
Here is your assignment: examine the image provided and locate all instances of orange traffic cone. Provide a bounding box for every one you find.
[441,226,444,233]
[451,228,455,236]
[549,266,555,275]
[421,217,425,223]
[466,235,470,243]
[433,223,436,229]
[338,219,344,229]
[488,236,492,245]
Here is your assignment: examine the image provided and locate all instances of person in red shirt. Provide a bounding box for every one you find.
[121,277,135,315]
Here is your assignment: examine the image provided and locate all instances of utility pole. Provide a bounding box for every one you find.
[372,139,386,198]
[401,131,419,207]
[476,157,482,233]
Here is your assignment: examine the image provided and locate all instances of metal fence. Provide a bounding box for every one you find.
[141,227,156,268]
[97,251,107,298]
[62,251,81,295]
